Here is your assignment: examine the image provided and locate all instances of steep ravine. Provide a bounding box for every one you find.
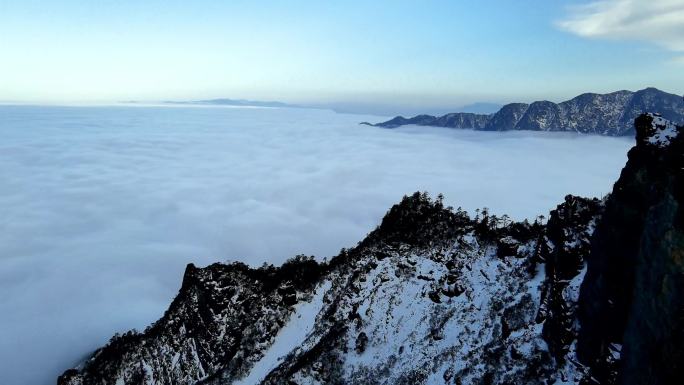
[59,114,682,385]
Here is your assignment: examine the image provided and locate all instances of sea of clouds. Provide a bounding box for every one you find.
[0,105,633,385]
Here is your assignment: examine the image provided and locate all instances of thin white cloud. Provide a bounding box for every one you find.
[558,0,684,52]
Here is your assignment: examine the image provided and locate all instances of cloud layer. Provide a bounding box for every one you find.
[0,105,632,385]
[558,0,684,53]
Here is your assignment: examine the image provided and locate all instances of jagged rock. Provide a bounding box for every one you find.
[496,236,520,258]
[355,332,368,354]
[58,258,324,385]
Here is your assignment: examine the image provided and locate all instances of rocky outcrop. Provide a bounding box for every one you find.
[577,113,684,384]
[59,258,324,385]
[371,88,684,136]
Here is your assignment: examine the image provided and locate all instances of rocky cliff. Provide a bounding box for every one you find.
[576,113,684,384]
[371,88,684,136]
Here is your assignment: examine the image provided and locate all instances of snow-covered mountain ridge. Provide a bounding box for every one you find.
[369,88,684,136]
[60,193,602,385]
[59,114,684,385]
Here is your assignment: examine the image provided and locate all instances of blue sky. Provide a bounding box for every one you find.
[1,0,682,110]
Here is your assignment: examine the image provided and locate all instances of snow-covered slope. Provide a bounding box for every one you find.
[59,191,604,385]
[255,194,602,385]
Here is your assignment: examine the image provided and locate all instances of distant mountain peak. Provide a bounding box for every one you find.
[163,98,299,108]
[456,102,503,114]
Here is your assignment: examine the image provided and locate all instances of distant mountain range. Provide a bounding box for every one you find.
[366,87,684,136]
[163,98,301,108]
[149,99,504,116]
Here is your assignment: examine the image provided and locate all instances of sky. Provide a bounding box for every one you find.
[1,0,683,112]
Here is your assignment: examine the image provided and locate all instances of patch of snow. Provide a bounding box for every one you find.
[647,113,679,147]
[142,360,154,384]
[609,343,622,361]
[234,280,331,385]
[171,352,181,369]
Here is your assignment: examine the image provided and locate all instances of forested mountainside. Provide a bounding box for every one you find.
[368,88,684,136]
[60,114,683,385]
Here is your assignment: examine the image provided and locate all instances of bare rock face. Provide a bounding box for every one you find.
[577,113,684,385]
[59,114,683,385]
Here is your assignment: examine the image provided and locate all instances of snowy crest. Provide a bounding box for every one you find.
[645,113,680,148]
